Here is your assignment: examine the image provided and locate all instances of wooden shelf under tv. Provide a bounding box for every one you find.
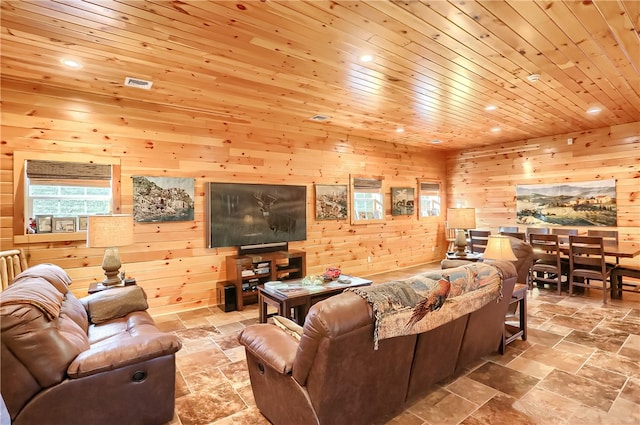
[225,249,306,311]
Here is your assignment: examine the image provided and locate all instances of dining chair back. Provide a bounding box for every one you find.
[568,235,612,304]
[587,229,618,243]
[526,227,550,242]
[529,234,564,294]
[552,228,579,244]
[468,230,491,254]
[500,231,526,241]
[0,249,28,291]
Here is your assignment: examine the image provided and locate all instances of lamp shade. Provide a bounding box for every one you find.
[447,208,476,229]
[87,215,134,248]
[483,235,517,261]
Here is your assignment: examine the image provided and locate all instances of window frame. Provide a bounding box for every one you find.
[350,174,385,225]
[417,179,442,219]
[13,151,121,243]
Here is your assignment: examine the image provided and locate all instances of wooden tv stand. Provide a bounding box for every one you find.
[225,250,306,311]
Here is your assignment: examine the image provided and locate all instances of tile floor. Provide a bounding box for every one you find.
[155,263,640,425]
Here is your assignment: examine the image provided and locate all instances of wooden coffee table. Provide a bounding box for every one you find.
[258,275,372,325]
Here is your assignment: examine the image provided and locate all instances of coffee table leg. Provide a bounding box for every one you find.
[258,292,267,323]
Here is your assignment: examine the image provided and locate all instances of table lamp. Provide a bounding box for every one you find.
[446,208,476,256]
[483,235,517,261]
[87,214,134,287]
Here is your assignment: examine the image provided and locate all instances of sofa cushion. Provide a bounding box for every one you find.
[69,311,182,378]
[1,287,84,388]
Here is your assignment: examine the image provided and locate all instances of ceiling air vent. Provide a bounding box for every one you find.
[309,114,331,122]
[124,77,153,90]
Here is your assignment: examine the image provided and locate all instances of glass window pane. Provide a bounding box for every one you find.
[60,186,85,196]
[60,200,86,214]
[87,187,110,196]
[30,185,58,196]
[33,199,59,215]
[86,200,110,214]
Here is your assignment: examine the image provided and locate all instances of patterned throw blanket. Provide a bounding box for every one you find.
[346,262,504,349]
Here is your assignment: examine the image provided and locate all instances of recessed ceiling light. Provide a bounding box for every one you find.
[527,74,540,82]
[359,54,374,63]
[485,105,498,111]
[586,106,602,115]
[490,127,501,133]
[430,139,442,144]
[61,58,82,69]
[395,128,404,133]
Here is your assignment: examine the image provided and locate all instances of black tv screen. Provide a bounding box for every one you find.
[205,182,307,248]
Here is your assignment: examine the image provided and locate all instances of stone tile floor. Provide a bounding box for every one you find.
[155,263,640,425]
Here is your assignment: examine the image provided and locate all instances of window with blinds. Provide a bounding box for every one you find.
[418,181,441,217]
[351,176,384,222]
[25,160,113,231]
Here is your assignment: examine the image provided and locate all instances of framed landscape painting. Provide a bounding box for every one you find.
[133,176,195,223]
[516,179,616,226]
[315,184,348,220]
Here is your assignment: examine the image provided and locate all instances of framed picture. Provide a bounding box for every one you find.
[133,176,195,222]
[315,184,348,220]
[78,215,88,231]
[391,187,415,216]
[52,217,76,233]
[35,215,53,233]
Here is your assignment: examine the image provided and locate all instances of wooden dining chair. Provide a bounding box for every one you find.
[500,231,526,241]
[0,249,28,291]
[526,227,550,242]
[529,234,565,294]
[587,229,620,264]
[552,228,578,244]
[468,230,491,254]
[568,235,612,304]
[587,229,619,243]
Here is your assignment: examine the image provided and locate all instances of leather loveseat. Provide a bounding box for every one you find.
[0,263,182,425]
[239,260,517,425]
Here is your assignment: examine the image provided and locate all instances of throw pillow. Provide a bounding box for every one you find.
[272,315,303,341]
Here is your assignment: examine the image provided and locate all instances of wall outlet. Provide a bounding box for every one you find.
[567,138,573,145]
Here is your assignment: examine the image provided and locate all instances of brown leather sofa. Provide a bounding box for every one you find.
[1,263,182,425]
[239,261,517,425]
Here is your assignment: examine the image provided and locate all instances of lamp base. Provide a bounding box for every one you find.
[100,274,122,287]
[454,248,468,257]
[454,229,468,256]
[100,247,123,287]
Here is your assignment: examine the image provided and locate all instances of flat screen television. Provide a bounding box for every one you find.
[205,182,307,249]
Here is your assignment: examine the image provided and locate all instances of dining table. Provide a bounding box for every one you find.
[558,240,640,258]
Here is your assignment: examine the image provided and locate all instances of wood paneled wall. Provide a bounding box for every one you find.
[1,82,447,315]
[446,122,640,267]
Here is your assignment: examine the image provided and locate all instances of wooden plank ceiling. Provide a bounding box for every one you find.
[1,0,638,150]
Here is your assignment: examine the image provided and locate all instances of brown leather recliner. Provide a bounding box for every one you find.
[1,263,182,425]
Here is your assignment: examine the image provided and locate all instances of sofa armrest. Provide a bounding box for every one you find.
[80,286,148,325]
[239,324,299,375]
[441,259,474,269]
[67,327,181,379]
